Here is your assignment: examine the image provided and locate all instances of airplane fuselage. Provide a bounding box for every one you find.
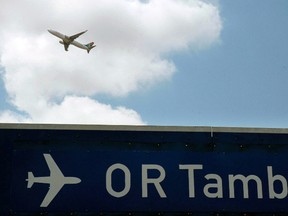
[48,30,66,41]
[59,40,88,51]
[30,175,81,185]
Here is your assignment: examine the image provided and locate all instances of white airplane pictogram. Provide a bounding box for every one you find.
[26,154,81,207]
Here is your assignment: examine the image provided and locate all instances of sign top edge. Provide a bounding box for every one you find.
[0,123,287,134]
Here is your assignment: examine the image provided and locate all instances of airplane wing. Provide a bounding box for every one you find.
[40,183,64,207]
[63,42,69,51]
[69,30,88,41]
[41,154,65,207]
[44,154,64,178]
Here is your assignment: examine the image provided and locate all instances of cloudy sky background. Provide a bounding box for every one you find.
[0,0,287,127]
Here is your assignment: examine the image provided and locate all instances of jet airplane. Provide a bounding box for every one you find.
[48,29,96,53]
[26,154,81,207]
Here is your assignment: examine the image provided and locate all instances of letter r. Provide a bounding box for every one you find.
[142,164,167,198]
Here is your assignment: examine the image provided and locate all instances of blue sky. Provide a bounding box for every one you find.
[0,0,287,127]
[99,0,288,127]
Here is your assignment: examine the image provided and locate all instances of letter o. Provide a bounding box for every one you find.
[106,163,131,197]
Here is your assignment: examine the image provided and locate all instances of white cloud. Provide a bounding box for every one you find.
[0,96,144,124]
[0,0,222,124]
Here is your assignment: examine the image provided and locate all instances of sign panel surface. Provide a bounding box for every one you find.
[0,125,288,214]
[10,151,288,213]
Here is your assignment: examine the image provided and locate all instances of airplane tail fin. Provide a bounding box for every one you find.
[26,172,35,188]
[86,42,96,53]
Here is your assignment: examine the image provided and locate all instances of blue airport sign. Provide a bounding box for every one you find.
[1,124,288,214]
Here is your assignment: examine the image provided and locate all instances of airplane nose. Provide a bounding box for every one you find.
[74,177,81,184]
[48,29,56,35]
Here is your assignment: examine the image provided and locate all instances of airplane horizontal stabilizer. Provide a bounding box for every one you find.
[86,42,96,53]
[27,172,35,188]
